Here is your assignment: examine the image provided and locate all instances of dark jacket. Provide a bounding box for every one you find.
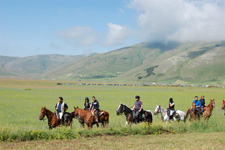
[199,98,205,107]
[91,100,100,110]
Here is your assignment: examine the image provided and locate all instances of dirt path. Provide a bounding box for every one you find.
[1,132,225,150]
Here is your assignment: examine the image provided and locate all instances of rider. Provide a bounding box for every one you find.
[168,98,175,120]
[199,95,206,111]
[132,95,143,123]
[193,96,202,114]
[90,96,100,123]
[55,97,68,124]
[84,97,91,110]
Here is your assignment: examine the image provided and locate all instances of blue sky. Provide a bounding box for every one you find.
[1,0,225,57]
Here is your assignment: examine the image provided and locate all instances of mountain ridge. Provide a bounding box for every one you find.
[1,41,225,85]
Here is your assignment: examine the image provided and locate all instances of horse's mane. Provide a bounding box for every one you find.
[75,107,90,111]
[158,105,166,111]
[44,108,54,114]
[121,103,132,110]
[206,99,215,107]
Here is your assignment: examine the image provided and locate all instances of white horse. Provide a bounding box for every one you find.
[154,105,186,125]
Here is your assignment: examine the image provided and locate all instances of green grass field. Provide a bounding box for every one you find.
[0,79,225,144]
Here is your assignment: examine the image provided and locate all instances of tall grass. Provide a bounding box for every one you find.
[0,79,225,142]
[1,121,224,142]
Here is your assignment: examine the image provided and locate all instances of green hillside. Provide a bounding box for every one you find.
[49,41,225,85]
[0,54,84,78]
[1,41,225,85]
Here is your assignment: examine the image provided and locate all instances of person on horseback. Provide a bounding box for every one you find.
[168,98,175,120]
[199,95,206,111]
[90,96,100,123]
[132,95,143,123]
[84,97,91,110]
[55,97,68,124]
[193,96,202,114]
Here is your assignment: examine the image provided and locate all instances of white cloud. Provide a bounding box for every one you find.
[129,0,225,42]
[106,23,130,46]
[58,26,99,46]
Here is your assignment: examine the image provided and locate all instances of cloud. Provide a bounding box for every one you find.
[58,26,99,46]
[129,0,225,42]
[105,23,130,46]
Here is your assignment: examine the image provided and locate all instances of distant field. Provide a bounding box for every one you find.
[0,79,225,142]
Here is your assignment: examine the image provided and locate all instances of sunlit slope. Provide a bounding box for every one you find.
[52,41,225,84]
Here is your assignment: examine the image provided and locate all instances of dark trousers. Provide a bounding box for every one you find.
[135,110,141,122]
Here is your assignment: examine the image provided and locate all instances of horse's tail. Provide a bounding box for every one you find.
[146,110,153,123]
[103,111,109,123]
[186,108,190,120]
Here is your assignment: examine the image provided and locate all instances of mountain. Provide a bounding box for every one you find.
[48,41,225,85]
[1,41,225,85]
[0,54,84,78]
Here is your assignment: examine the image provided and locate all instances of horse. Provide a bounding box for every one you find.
[203,99,215,120]
[154,105,186,125]
[186,102,201,121]
[222,100,225,116]
[39,106,73,130]
[73,107,109,128]
[116,103,153,125]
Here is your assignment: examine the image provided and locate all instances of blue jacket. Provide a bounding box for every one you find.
[193,100,201,110]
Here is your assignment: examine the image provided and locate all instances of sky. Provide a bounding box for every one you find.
[1,0,225,57]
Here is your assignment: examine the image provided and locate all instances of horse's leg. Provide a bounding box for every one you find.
[96,122,99,128]
[102,121,105,128]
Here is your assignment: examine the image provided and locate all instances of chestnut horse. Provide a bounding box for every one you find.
[39,106,73,129]
[203,99,215,120]
[222,100,225,116]
[186,102,200,121]
[73,107,109,128]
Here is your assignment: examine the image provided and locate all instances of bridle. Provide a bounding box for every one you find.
[40,109,47,121]
[155,106,161,114]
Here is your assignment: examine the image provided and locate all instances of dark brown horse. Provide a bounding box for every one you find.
[73,107,109,128]
[203,99,215,120]
[39,106,73,129]
[116,103,153,125]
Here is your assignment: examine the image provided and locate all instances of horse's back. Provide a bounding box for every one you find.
[176,110,186,116]
[145,110,153,123]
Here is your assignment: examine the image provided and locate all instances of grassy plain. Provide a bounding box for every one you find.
[0,79,225,146]
[1,132,225,150]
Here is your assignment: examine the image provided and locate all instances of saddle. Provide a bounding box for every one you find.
[91,110,104,116]
[132,110,145,120]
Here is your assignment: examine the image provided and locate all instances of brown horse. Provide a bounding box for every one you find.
[98,110,109,127]
[222,100,225,116]
[186,102,196,121]
[39,106,73,129]
[73,107,109,128]
[203,99,215,120]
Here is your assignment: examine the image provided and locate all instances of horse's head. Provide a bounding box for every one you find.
[210,99,215,108]
[39,106,47,120]
[74,106,79,117]
[154,105,161,115]
[116,102,124,115]
[221,100,225,109]
[192,102,196,109]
